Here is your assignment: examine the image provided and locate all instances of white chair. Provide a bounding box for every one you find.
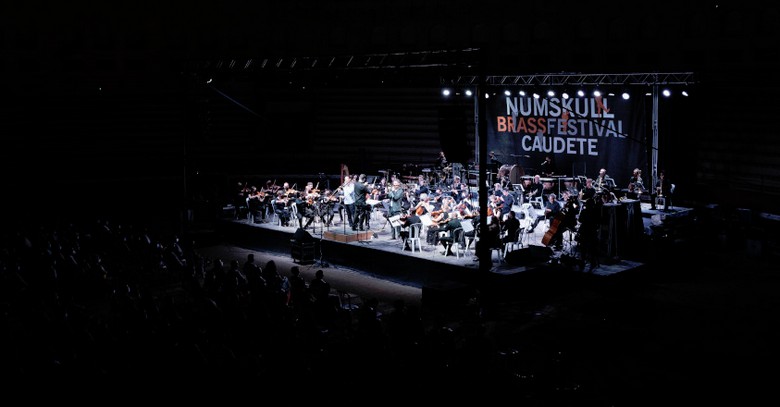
[503,228,524,258]
[452,228,469,258]
[288,203,299,227]
[407,223,423,253]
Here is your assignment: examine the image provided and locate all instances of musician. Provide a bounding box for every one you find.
[438,211,463,256]
[246,186,267,223]
[528,192,561,234]
[577,194,602,272]
[352,174,370,231]
[540,155,558,177]
[412,193,433,216]
[626,168,645,200]
[499,188,515,218]
[653,169,672,211]
[435,151,448,170]
[595,168,611,192]
[387,180,405,239]
[579,178,597,203]
[500,210,521,246]
[342,175,356,230]
[272,191,291,226]
[399,211,421,251]
[525,175,544,201]
[320,189,340,227]
[489,151,503,168]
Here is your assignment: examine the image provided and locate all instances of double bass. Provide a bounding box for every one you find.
[542,196,577,246]
[541,212,565,247]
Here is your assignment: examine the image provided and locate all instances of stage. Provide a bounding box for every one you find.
[216,200,694,289]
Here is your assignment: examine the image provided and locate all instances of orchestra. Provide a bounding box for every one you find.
[229,153,663,271]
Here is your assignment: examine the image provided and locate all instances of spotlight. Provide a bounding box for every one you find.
[622,92,630,100]
[547,90,555,97]
[465,89,473,96]
[562,92,570,99]
[662,89,671,97]
[442,89,451,97]
[593,90,601,97]
[577,90,585,97]
[682,90,689,97]
[532,92,540,99]
[485,93,490,99]
[504,90,511,96]
[518,90,526,96]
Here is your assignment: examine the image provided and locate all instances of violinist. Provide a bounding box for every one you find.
[247,186,266,223]
[272,191,292,226]
[426,201,452,246]
[412,193,433,216]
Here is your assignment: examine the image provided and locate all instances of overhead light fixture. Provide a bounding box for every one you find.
[465,89,473,96]
[681,90,689,97]
[519,90,526,96]
[662,89,671,97]
[442,89,451,96]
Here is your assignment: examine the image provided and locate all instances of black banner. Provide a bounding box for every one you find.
[486,94,649,187]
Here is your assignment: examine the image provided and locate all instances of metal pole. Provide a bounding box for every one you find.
[651,84,659,190]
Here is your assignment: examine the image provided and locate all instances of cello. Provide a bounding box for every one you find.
[542,212,565,247]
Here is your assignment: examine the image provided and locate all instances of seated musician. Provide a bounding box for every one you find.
[626,168,645,200]
[438,211,463,256]
[272,191,291,226]
[398,210,421,251]
[528,193,561,234]
[500,210,521,245]
[426,201,452,246]
[525,175,544,201]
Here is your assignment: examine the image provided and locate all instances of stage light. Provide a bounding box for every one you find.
[485,93,490,99]
[662,89,671,97]
[465,89,473,96]
[442,89,451,96]
[518,90,526,96]
[504,90,511,96]
[622,92,630,100]
[682,90,689,97]
[562,92,570,99]
[577,90,585,97]
[547,90,555,97]
[532,92,540,99]
[593,90,601,97]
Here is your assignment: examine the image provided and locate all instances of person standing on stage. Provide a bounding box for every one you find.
[653,169,672,211]
[387,179,405,239]
[342,174,356,229]
[435,151,448,170]
[577,194,602,272]
[352,174,370,231]
[540,155,558,177]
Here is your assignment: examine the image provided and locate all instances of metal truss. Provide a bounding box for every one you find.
[449,72,696,87]
[187,48,480,74]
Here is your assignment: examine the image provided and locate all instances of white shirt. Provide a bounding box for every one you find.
[343,183,355,205]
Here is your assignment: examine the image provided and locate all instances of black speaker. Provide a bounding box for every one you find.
[438,106,471,164]
[292,227,314,243]
[504,246,553,266]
